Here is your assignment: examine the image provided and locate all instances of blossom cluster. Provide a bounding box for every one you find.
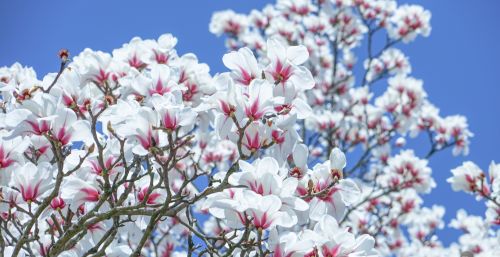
[0,34,216,256]
[210,0,471,160]
[395,161,500,257]
[445,162,500,256]
[0,32,378,256]
[207,0,492,256]
[0,0,492,256]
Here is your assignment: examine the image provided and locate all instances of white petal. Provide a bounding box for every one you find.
[329,147,346,170]
[70,120,93,145]
[258,157,279,175]
[293,144,308,168]
[223,50,243,71]
[293,98,312,119]
[309,199,327,221]
[281,177,298,196]
[4,109,31,127]
[286,45,309,65]
[291,66,314,90]
[132,145,149,156]
[339,179,361,204]
[267,38,286,62]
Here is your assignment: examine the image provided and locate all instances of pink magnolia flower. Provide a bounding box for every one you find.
[449,209,489,239]
[86,154,124,178]
[51,108,92,146]
[389,5,431,43]
[488,161,500,198]
[441,115,473,156]
[265,39,314,94]
[298,149,360,221]
[0,62,38,104]
[290,143,310,179]
[47,68,97,117]
[230,157,308,212]
[313,215,378,257]
[116,106,167,156]
[210,10,249,37]
[135,176,167,205]
[172,53,213,106]
[382,150,435,194]
[60,175,101,212]
[0,134,30,173]
[147,33,178,65]
[9,162,53,204]
[150,94,197,135]
[5,95,92,146]
[447,161,484,194]
[242,79,274,121]
[221,191,292,230]
[112,37,151,70]
[120,64,181,99]
[365,48,411,82]
[223,47,260,86]
[241,122,270,155]
[268,127,299,165]
[277,0,317,17]
[268,228,315,257]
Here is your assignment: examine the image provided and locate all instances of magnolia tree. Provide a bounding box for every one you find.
[0,0,498,257]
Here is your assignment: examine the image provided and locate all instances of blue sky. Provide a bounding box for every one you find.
[1,0,499,245]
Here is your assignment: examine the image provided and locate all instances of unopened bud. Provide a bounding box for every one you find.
[88,144,95,153]
[104,95,115,105]
[395,137,406,147]
[107,121,115,134]
[58,49,70,63]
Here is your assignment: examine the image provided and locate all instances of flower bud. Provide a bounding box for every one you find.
[88,144,95,154]
[395,137,406,147]
[107,121,115,134]
[58,48,70,63]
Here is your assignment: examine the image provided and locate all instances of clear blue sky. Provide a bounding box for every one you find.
[1,0,499,245]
